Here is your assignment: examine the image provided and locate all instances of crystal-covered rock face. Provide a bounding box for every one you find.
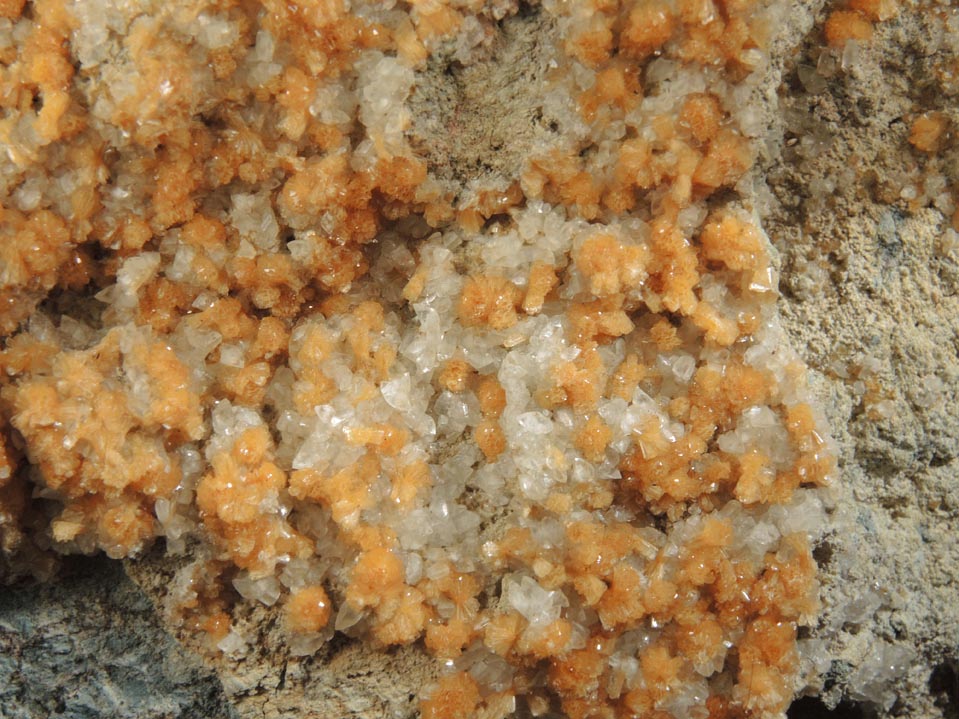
[0,0,855,717]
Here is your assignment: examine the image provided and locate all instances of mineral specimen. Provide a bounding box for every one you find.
[0,0,876,717]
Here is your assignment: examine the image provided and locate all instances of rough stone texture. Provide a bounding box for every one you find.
[765,4,959,717]
[0,556,236,719]
[1,2,957,719]
[408,6,562,196]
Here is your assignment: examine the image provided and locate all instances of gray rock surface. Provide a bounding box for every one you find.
[0,556,235,719]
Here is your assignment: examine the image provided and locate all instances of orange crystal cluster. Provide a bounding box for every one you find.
[0,1,836,717]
